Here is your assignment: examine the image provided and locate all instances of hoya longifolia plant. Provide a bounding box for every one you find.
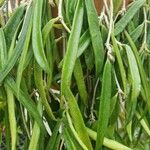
[0,0,150,149]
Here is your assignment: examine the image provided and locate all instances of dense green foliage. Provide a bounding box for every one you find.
[0,0,150,149]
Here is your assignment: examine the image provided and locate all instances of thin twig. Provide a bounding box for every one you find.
[48,0,55,7]
[103,0,110,18]
[58,0,71,33]
[90,78,100,122]
[139,7,150,53]
[105,0,113,47]
[114,0,126,22]
[105,0,115,63]
[20,103,31,139]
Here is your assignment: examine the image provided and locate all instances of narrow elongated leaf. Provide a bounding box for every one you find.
[65,0,77,26]
[87,128,132,150]
[42,17,59,45]
[130,23,144,42]
[23,45,33,70]
[28,100,43,150]
[5,76,45,133]
[32,0,50,72]
[53,134,62,150]
[125,45,141,101]
[63,128,77,150]
[125,45,141,138]
[5,85,17,150]
[4,107,11,149]
[61,0,84,90]
[74,58,88,105]
[136,111,150,136]
[0,28,7,67]
[125,31,150,114]
[63,117,83,150]
[61,0,92,149]
[96,59,112,150]
[77,30,91,58]
[34,61,56,120]
[16,14,32,95]
[66,112,88,150]
[0,4,33,83]
[8,20,22,59]
[114,0,145,35]
[4,5,25,49]
[85,0,104,76]
[58,30,91,68]
[111,34,127,95]
[64,88,93,150]
[110,93,118,116]
[46,120,61,150]
[45,35,53,89]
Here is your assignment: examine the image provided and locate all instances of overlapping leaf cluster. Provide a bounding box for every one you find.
[0,0,150,149]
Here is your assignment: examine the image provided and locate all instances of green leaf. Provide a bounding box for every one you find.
[126,44,141,98]
[111,34,127,95]
[85,0,104,76]
[4,5,25,49]
[32,0,50,73]
[34,61,56,120]
[64,88,93,150]
[46,120,61,150]
[28,100,43,150]
[125,31,150,114]
[5,85,17,150]
[42,17,59,45]
[87,127,132,150]
[61,0,84,90]
[130,23,144,42]
[5,76,45,134]
[74,58,88,105]
[114,0,145,35]
[0,4,33,83]
[96,59,112,150]
[0,28,7,68]
[16,13,33,96]
[77,30,91,58]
